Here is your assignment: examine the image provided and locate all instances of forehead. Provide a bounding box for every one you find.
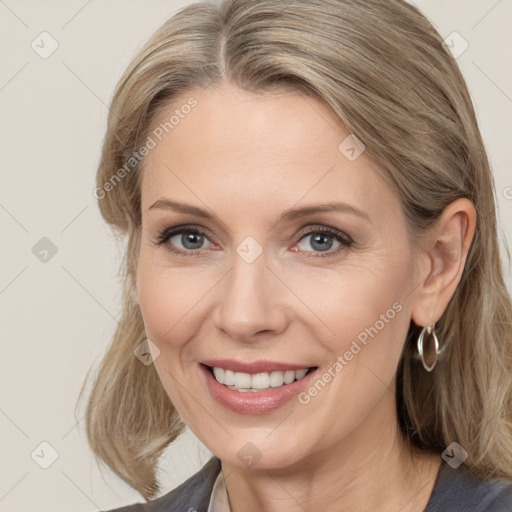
[140,84,397,224]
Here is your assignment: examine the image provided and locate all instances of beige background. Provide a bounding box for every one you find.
[1,1,511,511]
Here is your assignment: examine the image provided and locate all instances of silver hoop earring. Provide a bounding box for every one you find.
[417,323,440,372]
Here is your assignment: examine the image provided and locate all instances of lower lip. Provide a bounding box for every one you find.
[200,364,317,415]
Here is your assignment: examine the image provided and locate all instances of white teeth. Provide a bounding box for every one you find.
[283,370,296,384]
[224,369,235,386]
[269,371,284,387]
[251,372,270,389]
[295,369,308,380]
[213,367,224,383]
[211,367,310,391]
[234,371,251,389]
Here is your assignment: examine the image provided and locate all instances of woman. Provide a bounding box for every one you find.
[82,0,512,510]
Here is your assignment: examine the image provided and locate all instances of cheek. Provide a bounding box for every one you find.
[136,272,181,345]
[294,269,411,442]
[285,254,412,351]
[136,250,212,348]
[346,285,412,393]
[135,253,205,417]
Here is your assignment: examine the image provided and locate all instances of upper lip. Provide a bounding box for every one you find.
[201,359,315,374]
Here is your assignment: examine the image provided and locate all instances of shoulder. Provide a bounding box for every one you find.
[426,463,512,512]
[100,456,221,512]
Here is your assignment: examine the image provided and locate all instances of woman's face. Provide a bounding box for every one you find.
[136,83,422,469]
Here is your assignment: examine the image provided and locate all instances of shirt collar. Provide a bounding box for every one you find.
[207,469,231,512]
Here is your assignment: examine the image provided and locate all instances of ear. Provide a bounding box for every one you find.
[410,198,476,327]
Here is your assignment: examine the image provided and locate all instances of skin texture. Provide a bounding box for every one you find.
[135,83,476,511]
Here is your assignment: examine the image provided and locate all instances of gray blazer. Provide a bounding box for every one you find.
[101,456,512,512]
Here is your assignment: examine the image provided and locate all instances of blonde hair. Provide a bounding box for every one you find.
[80,0,512,500]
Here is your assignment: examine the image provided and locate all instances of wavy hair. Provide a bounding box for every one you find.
[79,0,512,500]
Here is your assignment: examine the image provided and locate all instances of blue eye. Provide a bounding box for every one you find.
[295,227,353,257]
[299,232,337,252]
[155,225,353,258]
[156,226,213,255]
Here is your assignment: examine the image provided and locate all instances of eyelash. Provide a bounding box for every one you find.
[154,224,354,258]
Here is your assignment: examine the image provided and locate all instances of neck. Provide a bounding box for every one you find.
[221,392,442,512]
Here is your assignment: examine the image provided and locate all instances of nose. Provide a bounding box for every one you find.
[213,252,289,343]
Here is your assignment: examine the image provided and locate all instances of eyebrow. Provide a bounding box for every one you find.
[148,198,371,224]
[148,199,372,223]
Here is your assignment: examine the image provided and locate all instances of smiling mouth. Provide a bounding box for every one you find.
[204,365,317,392]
